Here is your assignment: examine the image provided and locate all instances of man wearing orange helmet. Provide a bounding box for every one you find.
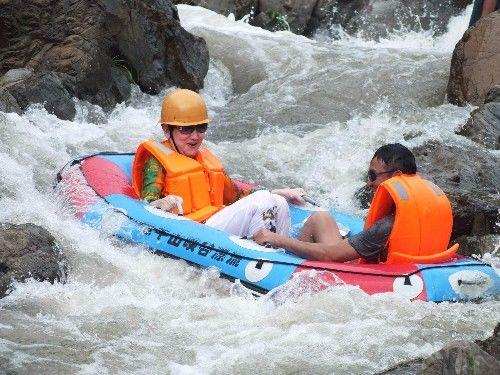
[132,89,306,238]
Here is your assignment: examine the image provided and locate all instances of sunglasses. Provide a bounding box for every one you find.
[368,169,396,182]
[173,124,208,135]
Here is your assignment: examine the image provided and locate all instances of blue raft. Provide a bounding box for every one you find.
[56,152,500,302]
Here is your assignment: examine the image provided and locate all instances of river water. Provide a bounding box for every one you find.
[0,4,499,375]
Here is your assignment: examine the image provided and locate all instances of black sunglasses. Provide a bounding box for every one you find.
[173,124,208,135]
[368,169,396,182]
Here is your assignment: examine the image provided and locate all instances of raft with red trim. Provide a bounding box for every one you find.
[56,152,500,302]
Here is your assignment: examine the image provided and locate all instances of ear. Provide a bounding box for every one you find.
[393,170,403,176]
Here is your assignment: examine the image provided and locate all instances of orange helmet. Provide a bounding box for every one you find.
[160,89,209,126]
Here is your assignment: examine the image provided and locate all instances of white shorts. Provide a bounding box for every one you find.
[205,190,291,238]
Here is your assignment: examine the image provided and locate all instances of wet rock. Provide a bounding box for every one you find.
[381,323,500,374]
[418,341,499,374]
[447,12,500,106]
[455,234,499,257]
[328,0,467,39]
[253,1,319,34]
[3,70,76,120]
[413,141,500,239]
[457,85,500,150]
[476,323,500,361]
[0,223,67,298]
[0,89,22,115]
[173,0,257,20]
[0,0,209,120]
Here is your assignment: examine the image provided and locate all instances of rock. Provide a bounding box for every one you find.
[458,106,500,150]
[380,323,500,374]
[4,71,76,120]
[0,0,209,120]
[418,341,499,374]
[413,141,499,238]
[455,234,499,257]
[253,0,319,34]
[0,223,67,298]
[486,85,500,103]
[447,12,500,106]
[476,323,500,361]
[0,68,35,86]
[457,85,500,150]
[0,88,22,115]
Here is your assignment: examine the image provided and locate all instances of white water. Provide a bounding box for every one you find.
[0,5,498,374]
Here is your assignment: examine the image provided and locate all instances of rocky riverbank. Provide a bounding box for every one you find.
[0,0,209,120]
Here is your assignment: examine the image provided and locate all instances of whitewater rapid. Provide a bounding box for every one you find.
[0,4,498,374]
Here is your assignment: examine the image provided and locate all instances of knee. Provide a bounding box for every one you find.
[309,210,331,223]
[272,193,288,210]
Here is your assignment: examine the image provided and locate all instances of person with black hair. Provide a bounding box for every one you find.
[253,143,454,264]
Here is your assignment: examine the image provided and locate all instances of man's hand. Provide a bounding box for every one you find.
[253,228,279,247]
[150,195,183,214]
[271,188,306,205]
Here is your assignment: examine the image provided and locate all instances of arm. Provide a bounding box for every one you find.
[253,229,359,262]
[253,215,394,263]
[482,0,497,16]
[141,157,182,213]
[141,156,165,202]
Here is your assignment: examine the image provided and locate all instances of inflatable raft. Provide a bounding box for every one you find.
[56,152,500,302]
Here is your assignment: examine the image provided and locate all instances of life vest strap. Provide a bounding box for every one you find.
[385,243,459,264]
[186,205,222,223]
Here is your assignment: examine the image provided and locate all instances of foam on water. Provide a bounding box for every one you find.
[0,4,498,374]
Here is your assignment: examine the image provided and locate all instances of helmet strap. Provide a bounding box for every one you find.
[168,127,180,153]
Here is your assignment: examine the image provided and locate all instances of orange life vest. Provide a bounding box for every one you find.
[364,174,458,264]
[131,140,226,222]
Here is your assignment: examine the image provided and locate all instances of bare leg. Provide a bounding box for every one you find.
[298,211,342,244]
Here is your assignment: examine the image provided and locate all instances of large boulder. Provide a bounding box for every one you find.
[457,85,500,150]
[0,223,67,298]
[381,323,500,374]
[477,323,500,362]
[418,341,499,374]
[413,141,499,239]
[1,68,77,120]
[455,234,499,257]
[0,0,209,120]
[447,11,500,106]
